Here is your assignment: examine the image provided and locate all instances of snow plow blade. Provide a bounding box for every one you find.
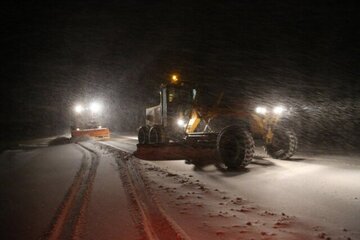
[134,143,216,161]
[71,128,110,140]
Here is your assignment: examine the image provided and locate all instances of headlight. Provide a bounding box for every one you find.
[177,118,186,127]
[90,102,101,113]
[255,106,267,115]
[74,105,84,114]
[273,106,286,115]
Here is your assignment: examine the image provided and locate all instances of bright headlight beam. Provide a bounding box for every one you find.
[273,106,286,114]
[255,106,267,115]
[90,102,101,113]
[177,118,186,127]
[74,105,84,113]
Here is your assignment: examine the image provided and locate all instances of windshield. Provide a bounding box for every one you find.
[167,86,194,104]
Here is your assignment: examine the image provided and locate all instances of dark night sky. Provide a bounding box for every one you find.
[1,0,359,141]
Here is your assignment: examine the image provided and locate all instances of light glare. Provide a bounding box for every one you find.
[171,74,179,83]
[74,105,84,113]
[177,118,185,127]
[273,106,286,114]
[255,106,267,115]
[90,102,102,113]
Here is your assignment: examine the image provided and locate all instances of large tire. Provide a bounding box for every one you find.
[265,129,297,159]
[216,125,255,169]
[138,126,149,144]
[149,125,166,144]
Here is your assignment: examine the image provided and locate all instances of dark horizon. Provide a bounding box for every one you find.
[2,1,359,146]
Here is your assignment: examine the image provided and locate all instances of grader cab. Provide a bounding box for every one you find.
[135,75,297,169]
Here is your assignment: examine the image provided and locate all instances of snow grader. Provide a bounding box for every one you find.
[70,102,110,140]
[135,75,297,169]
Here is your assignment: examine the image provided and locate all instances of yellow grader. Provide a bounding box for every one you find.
[135,75,297,169]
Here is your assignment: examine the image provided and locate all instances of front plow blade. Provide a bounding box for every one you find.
[71,128,110,140]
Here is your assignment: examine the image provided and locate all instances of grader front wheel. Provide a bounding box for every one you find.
[216,125,255,169]
[265,130,298,159]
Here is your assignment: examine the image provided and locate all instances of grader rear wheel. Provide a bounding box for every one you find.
[138,126,149,144]
[216,125,255,169]
[149,125,166,144]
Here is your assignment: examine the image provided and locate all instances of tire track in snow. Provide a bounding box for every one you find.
[99,141,190,240]
[40,143,99,240]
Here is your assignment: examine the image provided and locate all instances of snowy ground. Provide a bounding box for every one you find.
[108,133,360,239]
[0,133,359,239]
[0,144,83,239]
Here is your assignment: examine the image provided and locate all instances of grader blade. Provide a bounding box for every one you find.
[134,143,216,161]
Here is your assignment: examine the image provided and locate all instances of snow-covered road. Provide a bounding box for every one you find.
[107,133,360,239]
[0,142,143,240]
[0,144,84,239]
[1,134,359,240]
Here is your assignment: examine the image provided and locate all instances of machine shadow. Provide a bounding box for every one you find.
[190,155,277,177]
[172,151,307,176]
[253,155,307,162]
[251,158,276,167]
[283,157,306,161]
[192,163,250,177]
[48,137,71,146]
